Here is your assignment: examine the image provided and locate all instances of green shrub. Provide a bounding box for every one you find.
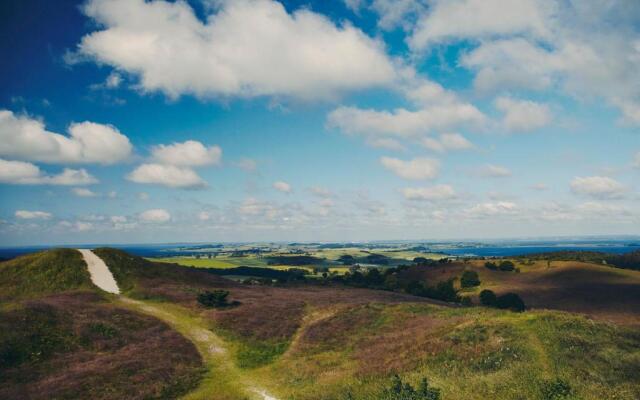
[197,290,230,308]
[484,261,498,270]
[499,260,515,271]
[495,293,526,312]
[380,375,441,400]
[479,289,497,306]
[460,270,480,288]
[540,378,572,399]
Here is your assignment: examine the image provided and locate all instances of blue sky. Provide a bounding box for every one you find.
[0,0,638,245]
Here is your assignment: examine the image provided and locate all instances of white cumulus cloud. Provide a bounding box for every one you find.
[495,97,551,132]
[570,176,626,199]
[422,132,474,153]
[380,157,439,180]
[0,110,132,164]
[0,158,98,185]
[152,140,222,166]
[139,208,171,223]
[273,181,292,193]
[127,163,206,189]
[75,0,395,100]
[15,210,52,220]
[402,184,456,201]
[72,187,98,197]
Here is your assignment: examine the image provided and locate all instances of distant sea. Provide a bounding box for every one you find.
[0,239,637,260]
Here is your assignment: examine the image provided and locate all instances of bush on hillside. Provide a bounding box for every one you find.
[479,289,497,307]
[495,293,526,312]
[381,375,441,400]
[484,261,498,270]
[499,260,516,271]
[197,290,231,308]
[540,378,572,399]
[460,270,480,287]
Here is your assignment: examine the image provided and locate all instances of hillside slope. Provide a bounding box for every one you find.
[0,249,205,400]
[0,249,94,301]
[400,259,640,325]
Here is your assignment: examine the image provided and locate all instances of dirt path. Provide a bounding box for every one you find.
[116,297,278,400]
[81,249,279,399]
[78,249,120,294]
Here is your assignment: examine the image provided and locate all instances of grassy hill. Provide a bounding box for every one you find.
[399,259,640,325]
[2,248,640,399]
[0,249,205,400]
[0,248,94,301]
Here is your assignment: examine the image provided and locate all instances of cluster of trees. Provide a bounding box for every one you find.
[413,257,451,266]
[484,260,517,272]
[513,249,640,271]
[479,290,526,312]
[335,266,469,304]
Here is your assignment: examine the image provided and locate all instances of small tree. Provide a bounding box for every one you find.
[499,260,515,271]
[460,270,480,288]
[479,289,497,307]
[484,261,498,270]
[496,292,526,312]
[197,290,230,308]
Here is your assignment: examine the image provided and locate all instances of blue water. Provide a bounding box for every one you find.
[441,245,636,257]
[0,240,637,260]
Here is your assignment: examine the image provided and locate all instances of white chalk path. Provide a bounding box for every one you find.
[78,249,120,294]
[82,249,278,400]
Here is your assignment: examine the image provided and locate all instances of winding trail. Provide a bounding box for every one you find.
[78,249,278,400]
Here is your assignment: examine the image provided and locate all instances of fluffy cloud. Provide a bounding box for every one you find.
[480,164,512,178]
[76,0,395,100]
[139,209,171,223]
[570,176,626,199]
[366,138,406,151]
[15,210,52,220]
[402,184,456,201]
[409,0,551,50]
[152,140,222,166]
[0,110,132,164]
[495,97,551,132]
[448,2,640,124]
[465,201,518,217]
[127,163,206,189]
[128,140,219,189]
[422,133,473,152]
[273,181,292,193]
[0,158,98,185]
[380,157,439,180]
[72,187,98,197]
[327,102,484,138]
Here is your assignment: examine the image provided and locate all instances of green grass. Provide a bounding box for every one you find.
[260,304,640,400]
[0,249,94,300]
[151,257,237,269]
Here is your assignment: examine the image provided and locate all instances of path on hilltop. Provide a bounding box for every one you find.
[78,249,278,400]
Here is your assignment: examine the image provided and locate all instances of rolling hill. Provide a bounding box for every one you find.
[1,248,639,400]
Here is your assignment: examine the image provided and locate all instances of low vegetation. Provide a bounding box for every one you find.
[0,292,203,400]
